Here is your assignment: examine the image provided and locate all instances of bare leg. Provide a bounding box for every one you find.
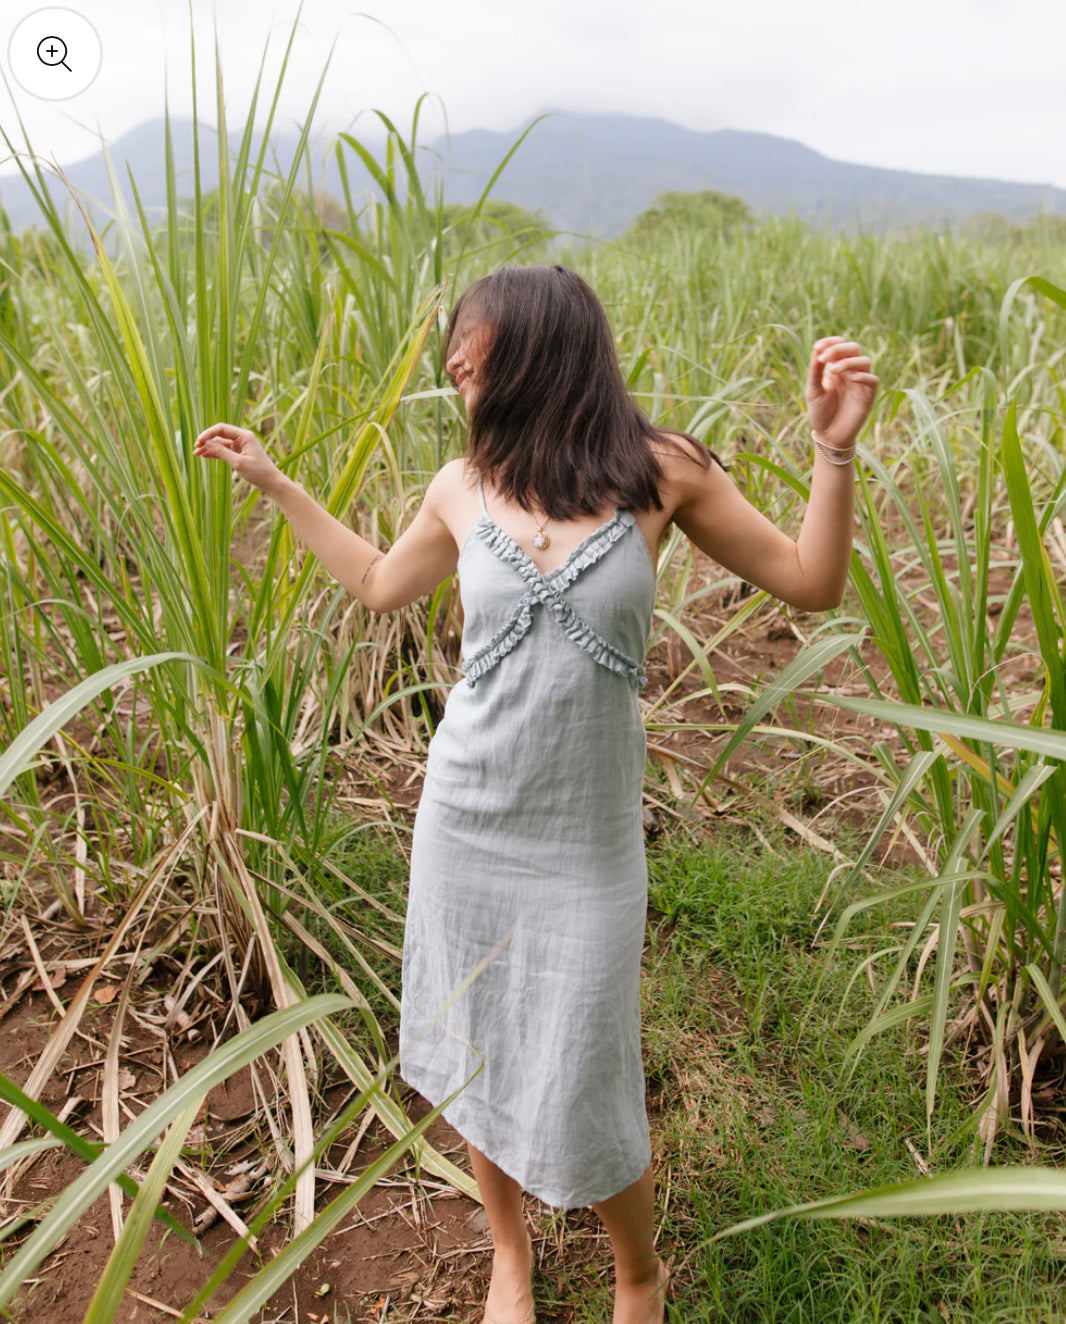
[468,1141,535,1321]
[591,1163,667,1323]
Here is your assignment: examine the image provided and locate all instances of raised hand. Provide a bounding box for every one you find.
[805,337,879,450]
[193,423,283,495]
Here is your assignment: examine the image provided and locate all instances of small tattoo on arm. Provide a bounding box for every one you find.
[361,555,382,585]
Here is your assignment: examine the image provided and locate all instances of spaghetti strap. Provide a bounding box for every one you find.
[476,475,487,515]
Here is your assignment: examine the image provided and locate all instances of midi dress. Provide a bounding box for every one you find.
[398,475,658,1208]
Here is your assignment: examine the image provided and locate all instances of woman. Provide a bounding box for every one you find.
[195,263,877,1324]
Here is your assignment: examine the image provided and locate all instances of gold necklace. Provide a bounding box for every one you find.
[532,514,550,550]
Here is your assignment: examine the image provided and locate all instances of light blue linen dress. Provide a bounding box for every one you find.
[398,476,657,1207]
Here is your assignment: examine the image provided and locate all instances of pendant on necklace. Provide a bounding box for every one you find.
[533,531,550,550]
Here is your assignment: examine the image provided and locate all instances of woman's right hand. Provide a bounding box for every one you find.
[193,423,283,495]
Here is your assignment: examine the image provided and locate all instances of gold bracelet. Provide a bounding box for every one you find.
[815,442,856,466]
[812,431,857,465]
[812,429,856,453]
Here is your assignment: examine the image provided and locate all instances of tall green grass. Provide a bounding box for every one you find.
[1,6,1065,1309]
[792,280,1066,1155]
[642,823,1066,1322]
[573,212,1066,1153]
[0,6,492,1244]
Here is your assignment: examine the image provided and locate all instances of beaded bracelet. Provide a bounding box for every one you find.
[812,430,857,465]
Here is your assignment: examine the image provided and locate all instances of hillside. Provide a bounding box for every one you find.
[1,109,1063,242]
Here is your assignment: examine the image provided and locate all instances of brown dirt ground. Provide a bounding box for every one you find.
[0,543,1046,1321]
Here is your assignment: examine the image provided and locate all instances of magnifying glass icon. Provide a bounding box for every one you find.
[37,35,72,72]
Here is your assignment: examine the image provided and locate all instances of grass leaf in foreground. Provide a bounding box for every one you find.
[711,1167,1066,1240]
[0,995,352,1312]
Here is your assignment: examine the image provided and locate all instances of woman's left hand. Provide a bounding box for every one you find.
[806,337,879,449]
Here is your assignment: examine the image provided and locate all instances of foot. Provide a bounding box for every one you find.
[612,1254,668,1324]
[482,1225,535,1324]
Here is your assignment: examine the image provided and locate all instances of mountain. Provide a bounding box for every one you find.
[1,110,1062,246]
[434,111,1066,235]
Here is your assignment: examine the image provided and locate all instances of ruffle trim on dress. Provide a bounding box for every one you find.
[471,510,635,591]
[460,511,648,690]
[461,597,536,686]
[462,602,647,689]
[550,595,649,689]
[548,513,635,590]
[468,516,546,590]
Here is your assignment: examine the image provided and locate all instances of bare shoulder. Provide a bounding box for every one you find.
[432,456,471,485]
[424,457,472,505]
[422,457,478,547]
[647,430,730,521]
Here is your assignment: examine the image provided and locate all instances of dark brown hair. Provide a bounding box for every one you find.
[442,264,727,519]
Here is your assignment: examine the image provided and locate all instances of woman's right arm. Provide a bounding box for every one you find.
[194,424,460,611]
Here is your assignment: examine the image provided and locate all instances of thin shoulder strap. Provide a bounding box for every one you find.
[476,474,487,515]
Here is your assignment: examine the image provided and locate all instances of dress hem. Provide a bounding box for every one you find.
[397,1064,653,1211]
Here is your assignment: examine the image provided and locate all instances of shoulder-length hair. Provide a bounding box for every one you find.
[442,264,727,519]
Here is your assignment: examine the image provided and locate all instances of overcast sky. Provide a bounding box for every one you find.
[1,0,1064,189]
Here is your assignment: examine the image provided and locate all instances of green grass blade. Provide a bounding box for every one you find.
[81,1100,201,1324]
[201,1080,466,1324]
[844,994,936,1074]
[1024,963,1066,1046]
[0,1137,63,1171]
[700,632,864,789]
[0,654,198,799]
[925,810,985,1124]
[1024,275,1066,310]
[0,1075,190,1242]
[0,994,352,1311]
[820,695,1066,761]
[711,1166,1066,1240]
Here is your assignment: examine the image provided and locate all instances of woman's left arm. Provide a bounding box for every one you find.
[670,337,878,612]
